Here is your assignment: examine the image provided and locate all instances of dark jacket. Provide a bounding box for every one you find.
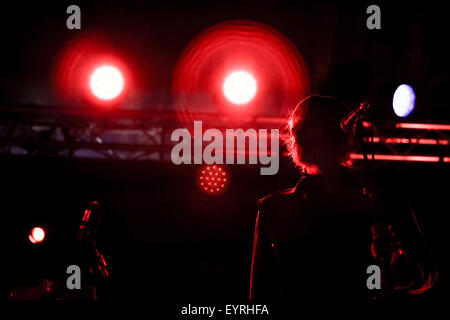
[250,170,437,303]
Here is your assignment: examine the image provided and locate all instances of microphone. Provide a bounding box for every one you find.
[76,201,109,279]
[76,201,100,242]
[340,101,371,133]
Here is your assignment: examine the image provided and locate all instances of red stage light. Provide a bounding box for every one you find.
[349,153,440,162]
[364,137,449,145]
[223,71,257,105]
[198,165,229,194]
[90,65,124,100]
[395,123,450,131]
[28,227,46,244]
[172,20,310,126]
[361,122,450,131]
[54,36,134,106]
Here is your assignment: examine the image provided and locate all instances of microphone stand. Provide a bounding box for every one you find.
[353,110,395,301]
[77,201,109,297]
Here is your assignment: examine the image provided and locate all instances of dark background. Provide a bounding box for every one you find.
[1,0,449,303]
[1,0,449,120]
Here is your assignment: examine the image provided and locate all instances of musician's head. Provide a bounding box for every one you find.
[285,95,351,174]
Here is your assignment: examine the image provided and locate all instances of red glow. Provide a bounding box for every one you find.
[364,137,381,143]
[54,35,132,107]
[172,20,309,127]
[418,139,437,145]
[28,227,46,244]
[198,165,229,194]
[363,122,450,131]
[349,153,440,162]
[396,123,450,131]
[364,137,448,145]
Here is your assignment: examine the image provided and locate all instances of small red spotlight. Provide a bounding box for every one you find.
[198,165,229,194]
[28,227,46,244]
[223,71,257,105]
[90,65,124,100]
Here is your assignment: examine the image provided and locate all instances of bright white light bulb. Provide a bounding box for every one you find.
[90,65,124,100]
[223,71,257,105]
[393,84,415,117]
[29,227,45,244]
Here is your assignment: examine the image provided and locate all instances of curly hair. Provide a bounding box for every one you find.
[284,95,350,170]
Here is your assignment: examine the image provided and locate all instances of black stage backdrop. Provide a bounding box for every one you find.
[0,0,449,308]
[3,155,448,302]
